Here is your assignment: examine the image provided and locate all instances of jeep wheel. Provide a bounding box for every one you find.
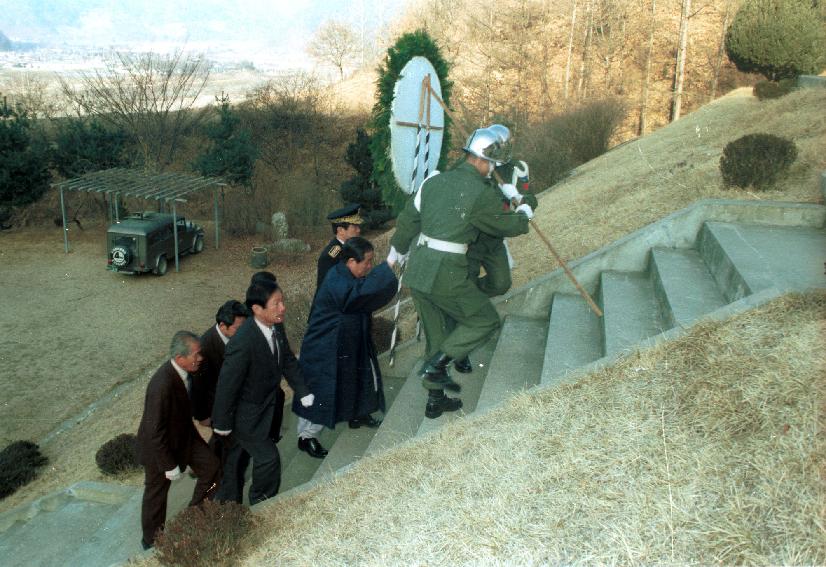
[111,245,131,268]
[193,236,204,254]
[154,255,168,276]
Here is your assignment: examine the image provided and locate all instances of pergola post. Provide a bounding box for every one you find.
[171,199,180,273]
[59,187,69,254]
[213,187,220,249]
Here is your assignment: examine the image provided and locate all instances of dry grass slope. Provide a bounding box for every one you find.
[232,292,825,565]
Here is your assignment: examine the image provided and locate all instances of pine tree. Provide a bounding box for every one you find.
[339,128,391,229]
[52,118,128,179]
[0,102,51,206]
[194,94,258,188]
[725,0,826,81]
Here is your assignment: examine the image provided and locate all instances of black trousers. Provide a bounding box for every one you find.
[215,388,285,504]
[237,436,281,505]
[140,439,220,545]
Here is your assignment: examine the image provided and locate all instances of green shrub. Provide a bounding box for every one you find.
[339,128,392,229]
[155,500,255,567]
[0,441,48,499]
[725,0,826,81]
[720,133,798,190]
[95,433,140,476]
[0,106,51,207]
[753,79,796,100]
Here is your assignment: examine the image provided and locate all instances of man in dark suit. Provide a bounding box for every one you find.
[190,300,250,503]
[316,203,363,292]
[212,278,315,504]
[191,300,250,429]
[136,331,220,549]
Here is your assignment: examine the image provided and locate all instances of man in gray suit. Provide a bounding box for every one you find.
[211,278,314,504]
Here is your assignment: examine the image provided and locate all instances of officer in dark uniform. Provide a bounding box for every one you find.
[316,203,364,292]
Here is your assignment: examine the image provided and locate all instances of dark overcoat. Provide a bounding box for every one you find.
[293,261,398,429]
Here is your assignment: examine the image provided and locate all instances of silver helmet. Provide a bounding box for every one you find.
[488,123,511,144]
[463,127,512,166]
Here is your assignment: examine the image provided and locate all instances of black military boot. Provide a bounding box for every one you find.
[421,351,461,392]
[453,356,473,373]
[425,389,463,419]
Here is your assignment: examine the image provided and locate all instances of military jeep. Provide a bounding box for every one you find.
[106,212,204,275]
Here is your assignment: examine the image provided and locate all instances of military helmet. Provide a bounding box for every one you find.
[488,124,511,144]
[463,127,512,166]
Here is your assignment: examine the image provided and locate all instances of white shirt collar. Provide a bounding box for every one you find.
[254,317,273,338]
[215,324,230,345]
[170,358,188,383]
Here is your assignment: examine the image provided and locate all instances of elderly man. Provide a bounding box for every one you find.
[388,126,533,419]
[293,237,397,457]
[136,331,220,549]
[316,203,363,292]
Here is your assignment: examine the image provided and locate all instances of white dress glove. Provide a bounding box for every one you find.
[165,466,182,481]
[499,183,520,201]
[213,428,231,436]
[300,393,315,407]
[516,203,534,220]
[387,246,408,268]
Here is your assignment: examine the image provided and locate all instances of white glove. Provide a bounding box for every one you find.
[165,466,182,481]
[516,203,534,220]
[213,428,231,436]
[499,183,520,201]
[300,393,315,407]
[387,246,408,268]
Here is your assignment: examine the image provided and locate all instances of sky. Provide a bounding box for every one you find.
[1,0,412,68]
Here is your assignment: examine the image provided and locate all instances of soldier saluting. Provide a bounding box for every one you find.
[316,203,364,292]
[387,126,534,419]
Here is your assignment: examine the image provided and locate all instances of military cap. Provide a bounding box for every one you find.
[327,203,363,225]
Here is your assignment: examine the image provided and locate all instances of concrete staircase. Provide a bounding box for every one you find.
[2,199,823,567]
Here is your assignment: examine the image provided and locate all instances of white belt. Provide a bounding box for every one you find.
[417,233,468,254]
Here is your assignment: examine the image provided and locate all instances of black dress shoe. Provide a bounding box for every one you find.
[348,415,382,429]
[453,357,473,373]
[297,437,328,458]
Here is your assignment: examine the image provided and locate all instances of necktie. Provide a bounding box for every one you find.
[271,326,281,363]
[184,374,192,399]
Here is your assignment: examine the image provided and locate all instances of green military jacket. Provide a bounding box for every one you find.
[390,161,529,295]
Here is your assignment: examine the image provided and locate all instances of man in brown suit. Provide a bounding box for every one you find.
[137,331,220,549]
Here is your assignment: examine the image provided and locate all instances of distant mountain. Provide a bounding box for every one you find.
[0,30,12,51]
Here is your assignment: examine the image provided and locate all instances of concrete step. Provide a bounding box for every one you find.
[67,486,145,566]
[280,419,344,492]
[698,222,826,302]
[365,362,428,457]
[650,247,727,329]
[475,317,547,414]
[600,270,665,357]
[541,293,603,387]
[0,482,137,567]
[416,333,498,437]
[311,374,407,483]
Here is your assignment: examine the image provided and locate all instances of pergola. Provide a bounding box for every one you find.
[53,168,227,272]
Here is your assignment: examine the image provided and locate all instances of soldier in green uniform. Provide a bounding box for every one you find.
[467,125,537,299]
[388,126,534,419]
[316,203,363,292]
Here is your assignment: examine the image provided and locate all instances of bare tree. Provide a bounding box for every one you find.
[564,0,579,101]
[638,0,656,134]
[576,0,595,99]
[671,0,691,121]
[0,73,64,119]
[60,50,211,169]
[307,21,360,81]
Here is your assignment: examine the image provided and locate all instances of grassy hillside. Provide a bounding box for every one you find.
[137,87,825,565]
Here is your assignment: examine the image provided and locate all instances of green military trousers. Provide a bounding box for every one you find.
[410,286,501,361]
[467,232,512,298]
